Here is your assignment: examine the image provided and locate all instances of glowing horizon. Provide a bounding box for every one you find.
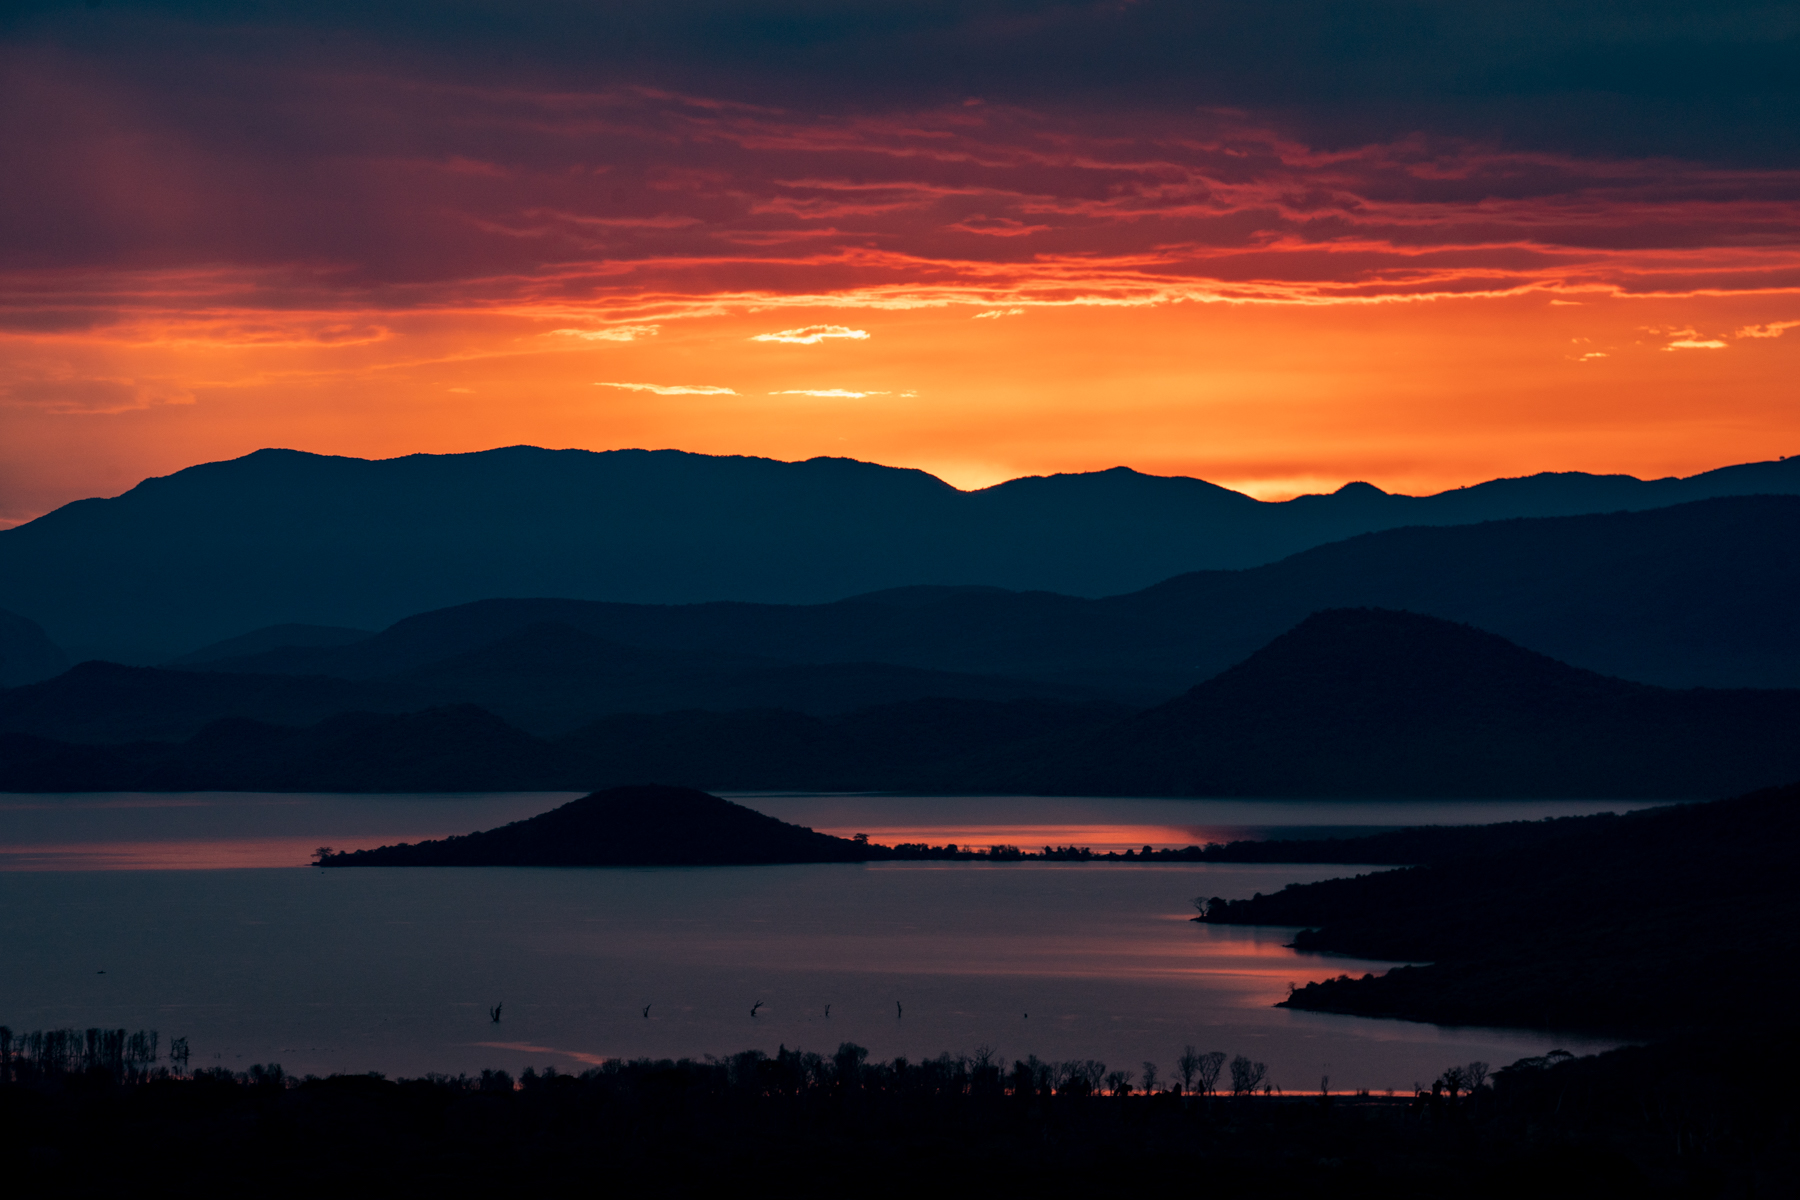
[3,4,1796,526]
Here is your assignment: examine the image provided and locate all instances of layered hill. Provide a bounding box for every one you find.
[4,444,1797,663]
[0,624,1095,743]
[6,609,1797,797]
[192,495,1800,697]
[0,608,68,687]
[0,696,1128,793]
[315,785,879,866]
[1006,609,1800,798]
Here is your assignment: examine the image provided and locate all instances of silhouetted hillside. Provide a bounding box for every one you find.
[1198,782,1800,1034]
[317,785,876,866]
[0,695,1127,793]
[186,496,1800,696]
[1004,609,1800,797]
[10,608,1800,795]
[0,625,1101,744]
[0,661,426,743]
[0,706,589,792]
[4,444,1796,662]
[557,697,1130,791]
[167,623,372,666]
[0,608,67,687]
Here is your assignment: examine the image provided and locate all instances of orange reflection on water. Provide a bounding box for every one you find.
[0,838,327,871]
[817,823,1230,853]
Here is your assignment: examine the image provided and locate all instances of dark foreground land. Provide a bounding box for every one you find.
[1199,780,1800,1036]
[4,1035,1796,1197]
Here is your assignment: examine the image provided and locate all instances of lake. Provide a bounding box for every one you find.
[0,792,1653,1091]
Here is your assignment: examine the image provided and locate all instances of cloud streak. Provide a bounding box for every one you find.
[750,326,872,344]
[551,326,661,342]
[594,381,736,395]
[768,388,890,398]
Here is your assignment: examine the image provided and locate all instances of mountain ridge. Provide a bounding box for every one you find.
[6,609,1797,797]
[996,608,1800,798]
[5,445,1797,664]
[180,495,1800,694]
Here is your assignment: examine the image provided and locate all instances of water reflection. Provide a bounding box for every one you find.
[0,792,1633,1090]
[0,791,1669,869]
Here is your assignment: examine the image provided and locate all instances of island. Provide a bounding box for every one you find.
[313,784,881,867]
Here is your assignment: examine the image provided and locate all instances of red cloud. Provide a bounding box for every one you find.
[3,57,1798,339]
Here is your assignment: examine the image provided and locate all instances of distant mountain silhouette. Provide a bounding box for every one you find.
[0,705,592,793]
[316,785,879,866]
[0,695,1128,793]
[0,607,67,686]
[0,660,424,743]
[8,610,1797,797]
[0,624,1100,744]
[188,496,1800,695]
[556,697,1130,791]
[167,623,373,666]
[1001,608,1800,797]
[3,444,1796,662]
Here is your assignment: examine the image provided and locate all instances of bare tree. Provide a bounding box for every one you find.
[1196,1051,1227,1096]
[1141,1061,1159,1093]
[1176,1046,1201,1091]
[1229,1054,1267,1096]
[1465,1061,1490,1092]
[1104,1068,1135,1095]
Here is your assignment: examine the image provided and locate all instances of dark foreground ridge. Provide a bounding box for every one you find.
[3,1031,1794,1195]
[315,784,877,867]
[1197,781,1800,1036]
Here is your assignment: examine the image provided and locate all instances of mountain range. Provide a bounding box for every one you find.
[7,609,1797,798]
[176,494,1800,697]
[3,445,1797,665]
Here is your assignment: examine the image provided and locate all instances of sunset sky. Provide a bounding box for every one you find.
[3,1,1797,526]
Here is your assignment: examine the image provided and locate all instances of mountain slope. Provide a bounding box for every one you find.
[1002,608,1800,797]
[0,661,427,743]
[0,607,67,686]
[5,444,1798,662]
[0,619,1104,744]
[195,495,1800,695]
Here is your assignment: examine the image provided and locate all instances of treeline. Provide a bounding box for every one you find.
[1,1027,188,1085]
[4,1034,1792,1193]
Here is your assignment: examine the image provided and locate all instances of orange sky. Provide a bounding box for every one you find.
[5,284,1795,525]
[3,35,1798,524]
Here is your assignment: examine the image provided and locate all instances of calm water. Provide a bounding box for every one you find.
[0,793,1649,1090]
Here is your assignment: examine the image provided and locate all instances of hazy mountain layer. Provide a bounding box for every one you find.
[999,609,1800,798]
[4,445,1796,663]
[0,608,67,687]
[198,495,1800,694]
[0,628,1098,744]
[7,610,1796,797]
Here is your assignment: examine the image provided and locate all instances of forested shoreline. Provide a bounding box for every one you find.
[5,1025,1793,1194]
